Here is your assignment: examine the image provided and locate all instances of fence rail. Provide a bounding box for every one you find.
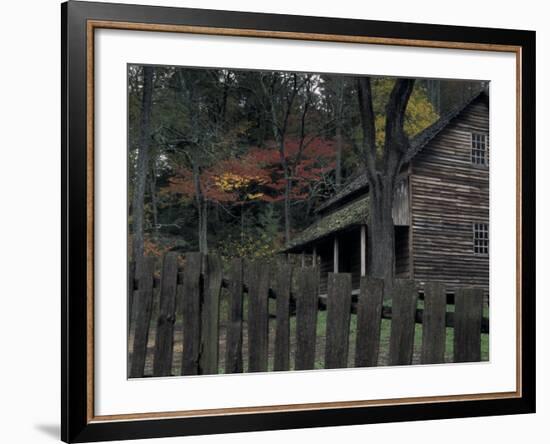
[128,252,489,378]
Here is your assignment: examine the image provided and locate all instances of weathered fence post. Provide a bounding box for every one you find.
[273,263,292,371]
[152,252,178,377]
[247,261,271,372]
[355,277,384,367]
[129,257,155,378]
[421,282,447,364]
[199,254,223,375]
[295,269,319,370]
[180,253,202,376]
[325,273,352,369]
[454,288,483,362]
[225,258,244,374]
[389,279,418,366]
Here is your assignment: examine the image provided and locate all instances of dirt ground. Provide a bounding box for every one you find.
[128,292,489,377]
[131,316,428,377]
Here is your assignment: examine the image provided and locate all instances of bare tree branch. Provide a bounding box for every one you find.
[383,78,415,178]
[356,77,377,184]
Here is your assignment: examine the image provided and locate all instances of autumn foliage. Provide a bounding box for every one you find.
[166,137,336,206]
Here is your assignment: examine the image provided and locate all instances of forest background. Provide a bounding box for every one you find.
[128,66,482,263]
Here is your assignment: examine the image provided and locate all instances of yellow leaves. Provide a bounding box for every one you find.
[371,78,439,152]
[214,172,251,191]
[375,114,386,149]
[404,90,439,138]
[213,172,267,201]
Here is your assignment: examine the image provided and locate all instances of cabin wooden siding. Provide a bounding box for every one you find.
[392,177,411,226]
[410,96,489,292]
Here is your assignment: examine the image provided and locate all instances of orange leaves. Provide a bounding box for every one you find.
[165,155,271,205]
[164,136,337,206]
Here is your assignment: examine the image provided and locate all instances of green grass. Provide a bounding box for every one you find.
[308,301,489,369]
[414,301,489,363]
[165,292,489,375]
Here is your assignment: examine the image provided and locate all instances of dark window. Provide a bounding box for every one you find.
[471,133,488,166]
[473,223,489,255]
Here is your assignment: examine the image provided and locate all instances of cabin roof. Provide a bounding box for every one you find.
[285,196,369,251]
[315,89,488,214]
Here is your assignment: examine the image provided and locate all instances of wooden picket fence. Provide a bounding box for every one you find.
[128,252,489,378]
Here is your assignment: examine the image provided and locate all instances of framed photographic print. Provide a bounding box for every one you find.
[61,1,536,442]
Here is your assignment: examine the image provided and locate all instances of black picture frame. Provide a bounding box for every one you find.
[61,1,536,442]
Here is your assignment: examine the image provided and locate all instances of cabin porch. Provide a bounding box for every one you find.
[296,225,411,295]
[285,176,411,294]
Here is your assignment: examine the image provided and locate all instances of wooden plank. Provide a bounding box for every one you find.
[199,254,223,375]
[225,258,244,374]
[409,97,489,293]
[388,279,418,366]
[421,281,447,364]
[129,257,155,378]
[152,253,178,377]
[376,305,488,334]
[247,261,271,372]
[325,273,352,369]
[355,277,384,367]
[454,287,483,362]
[273,263,292,371]
[392,176,410,225]
[295,269,319,370]
[180,253,202,376]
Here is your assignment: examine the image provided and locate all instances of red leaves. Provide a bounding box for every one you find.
[166,136,336,205]
[248,137,336,201]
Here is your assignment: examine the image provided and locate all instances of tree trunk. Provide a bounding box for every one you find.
[192,161,208,254]
[150,162,158,234]
[276,138,292,246]
[368,179,396,287]
[283,176,291,245]
[131,65,153,261]
[261,74,303,247]
[201,200,208,254]
[335,126,342,189]
[240,203,245,246]
[334,78,345,189]
[356,77,415,291]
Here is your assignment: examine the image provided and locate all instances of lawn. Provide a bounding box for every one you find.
[301,305,488,370]
[133,289,489,376]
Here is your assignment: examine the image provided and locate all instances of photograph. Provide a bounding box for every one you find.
[58,1,536,441]
[126,65,490,378]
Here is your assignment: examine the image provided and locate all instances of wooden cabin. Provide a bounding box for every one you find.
[285,90,489,295]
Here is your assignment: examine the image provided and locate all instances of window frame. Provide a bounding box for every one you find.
[473,222,489,256]
[471,132,489,167]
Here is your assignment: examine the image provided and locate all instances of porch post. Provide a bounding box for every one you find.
[312,246,317,268]
[333,235,339,273]
[361,224,367,277]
